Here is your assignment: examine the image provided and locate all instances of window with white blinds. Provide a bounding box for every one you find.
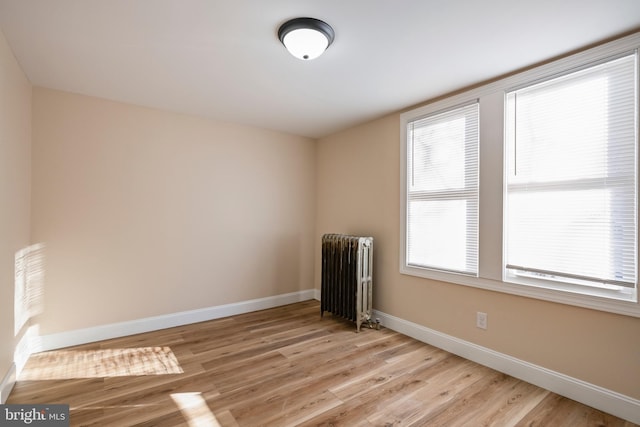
[406,102,479,275]
[401,34,640,315]
[505,53,638,291]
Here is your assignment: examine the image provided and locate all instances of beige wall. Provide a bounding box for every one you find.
[31,88,316,334]
[316,113,640,400]
[0,29,32,382]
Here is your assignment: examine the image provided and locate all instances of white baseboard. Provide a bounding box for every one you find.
[0,363,16,404]
[373,309,640,425]
[33,289,316,353]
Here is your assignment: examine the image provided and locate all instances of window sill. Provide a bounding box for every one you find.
[400,264,640,318]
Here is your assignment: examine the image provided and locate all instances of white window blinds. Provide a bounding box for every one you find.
[505,53,638,289]
[406,102,479,275]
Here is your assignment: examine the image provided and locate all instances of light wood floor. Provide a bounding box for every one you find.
[8,301,637,426]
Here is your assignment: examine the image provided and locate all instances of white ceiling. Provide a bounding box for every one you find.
[1,1,639,139]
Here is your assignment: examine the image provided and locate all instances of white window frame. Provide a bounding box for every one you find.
[404,101,479,276]
[400,32,640,318]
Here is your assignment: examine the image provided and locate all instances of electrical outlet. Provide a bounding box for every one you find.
[476,312,488,330]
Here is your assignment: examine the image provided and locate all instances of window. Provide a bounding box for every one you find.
[404,102,479,275]
[400,33,640,316]
[505,54,637,295]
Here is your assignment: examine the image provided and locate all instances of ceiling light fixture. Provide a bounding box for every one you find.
[278,17,335,60]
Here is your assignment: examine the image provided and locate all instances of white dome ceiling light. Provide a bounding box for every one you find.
[278,17,335,60]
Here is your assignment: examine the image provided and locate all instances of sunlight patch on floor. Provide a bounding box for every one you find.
[171,392,221,427]
[19,346,183,380]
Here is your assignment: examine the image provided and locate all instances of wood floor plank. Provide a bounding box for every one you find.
[467,380,550,427]
[366,360,498,426]
[329,346,451,402]
[405,372,526,427]
[515,393,635,427]
[7,301,637,427]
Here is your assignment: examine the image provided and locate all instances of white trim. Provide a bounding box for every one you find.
[14,325,37,377]
[374,309,640,425]
[0,363,16,404]
[33,290,315,353]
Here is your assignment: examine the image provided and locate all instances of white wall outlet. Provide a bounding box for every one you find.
[476,312,488,330]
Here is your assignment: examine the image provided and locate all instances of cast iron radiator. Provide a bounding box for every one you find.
[321,234,374,332]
